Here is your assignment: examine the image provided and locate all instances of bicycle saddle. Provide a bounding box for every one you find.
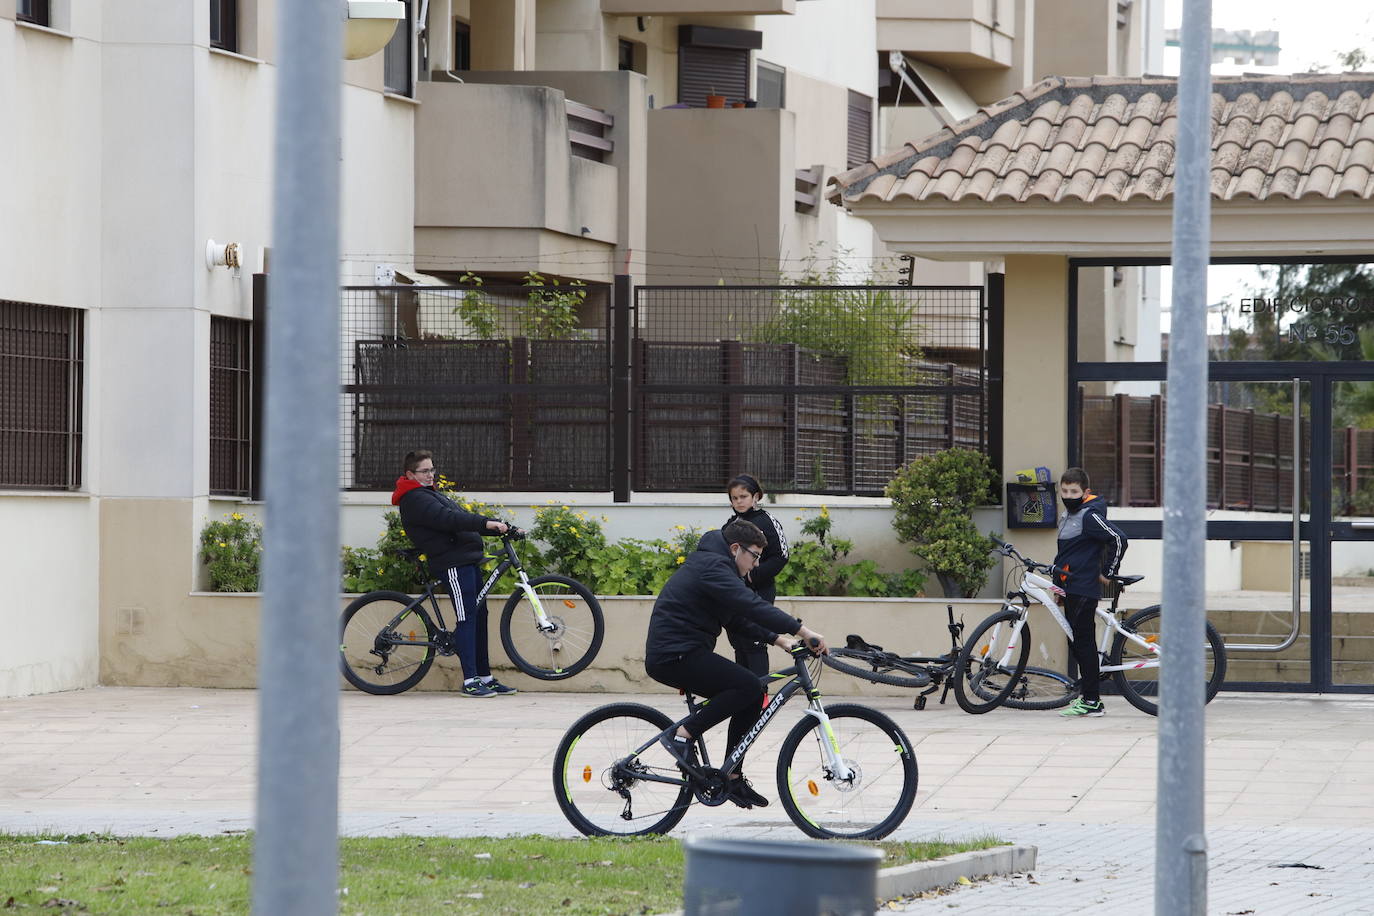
[1109,574,1144,587]
[845,634,883,652]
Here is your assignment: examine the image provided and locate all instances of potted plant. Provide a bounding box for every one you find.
[705,87,726,109]
[885,448,999,598]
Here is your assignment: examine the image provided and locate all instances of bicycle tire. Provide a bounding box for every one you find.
[822,649,932,688]
[553,703,692,837]
[952,609,1031,714]
[776,703,918,840]
[1110,605,1228,717]
[339,591,436,695]
[501,575,605,680]
[1001,665,1079,710]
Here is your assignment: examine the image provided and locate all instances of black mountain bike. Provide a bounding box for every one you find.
[553,642,918,840]
[339,530,605,693]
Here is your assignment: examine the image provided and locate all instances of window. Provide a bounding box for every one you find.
[453,20,470,71]
[383,0,413,95]
[677,24,761,108]
[0,300,83,490]
[210,316,253,497]
[16,0,50,26]
[847,89,873,168]
[210,0,237,52]
[756,60,785,109]
[618,38,645,74]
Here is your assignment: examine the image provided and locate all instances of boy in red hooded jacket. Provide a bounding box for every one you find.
[392,450,514,698]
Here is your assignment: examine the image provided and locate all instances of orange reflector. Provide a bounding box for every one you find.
[1146,635,1159,644]
[582,765,592,783]
[408,631,416,639]
[563,599,577,608]
[807,780,819,796]
[978,645,989,657]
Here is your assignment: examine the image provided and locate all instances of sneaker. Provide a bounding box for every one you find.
[484,679,518,696]
[726,776,769,809]
[659,734,699,771]
[1060,698,1106,717]
[460,680,497,698]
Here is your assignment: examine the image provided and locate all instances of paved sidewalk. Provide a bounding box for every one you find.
[2,687,1373,913]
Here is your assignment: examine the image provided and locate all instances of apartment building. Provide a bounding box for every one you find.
[1,0,1152,698]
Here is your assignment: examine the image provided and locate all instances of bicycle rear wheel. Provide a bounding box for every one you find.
[1001,665,1079,710]
[776,703,918,840]
[952,610,1031,714]
[339,591,436,695]
[1110,606,1228,717]
[552,703,692,837]
[501,575,605,680]
[822,649,932,688]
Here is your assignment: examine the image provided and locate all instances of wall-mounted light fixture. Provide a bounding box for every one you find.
[344,0,405,60]
[206,239,242,271]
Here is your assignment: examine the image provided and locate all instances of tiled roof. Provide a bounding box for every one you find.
[832,74,1374,205]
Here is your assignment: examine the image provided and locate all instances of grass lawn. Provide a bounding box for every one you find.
[0,832,1003,915]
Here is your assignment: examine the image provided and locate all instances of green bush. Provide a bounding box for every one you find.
[774,507,927,598]
[199,513,263,592]
[885,448,999,597]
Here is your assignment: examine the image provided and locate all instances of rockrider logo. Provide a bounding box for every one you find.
[728,693,785,767]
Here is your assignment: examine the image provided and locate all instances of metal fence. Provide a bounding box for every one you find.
[0,299,84,490]
[339,280,988,495]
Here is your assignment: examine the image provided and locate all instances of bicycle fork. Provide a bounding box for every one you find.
[803,702,856,784]
[514,571,558,633]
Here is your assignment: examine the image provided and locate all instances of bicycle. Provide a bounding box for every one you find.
[552,641,919,840]
[339,530,605,693]
[954,536,1228,716]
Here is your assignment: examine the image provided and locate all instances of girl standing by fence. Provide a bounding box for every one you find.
[721,474,790,678]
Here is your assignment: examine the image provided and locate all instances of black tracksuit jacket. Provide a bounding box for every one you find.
[393,481,496,577]
[645,530,802,667]
[721,506,789,601]
[1052,494,1128,599]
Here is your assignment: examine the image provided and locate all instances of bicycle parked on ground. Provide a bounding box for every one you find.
[954,536,1228,716]
[339,530,605,693]
[552,641,918,840]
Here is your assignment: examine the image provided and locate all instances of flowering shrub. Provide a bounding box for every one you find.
[199,513,263,592]
[775,507,928,598]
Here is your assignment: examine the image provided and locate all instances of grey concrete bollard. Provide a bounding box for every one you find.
[682,836,883,916]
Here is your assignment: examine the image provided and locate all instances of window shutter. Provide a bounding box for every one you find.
[847,90,873,169]
[679,46,750,108]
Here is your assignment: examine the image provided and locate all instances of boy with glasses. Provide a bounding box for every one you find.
[392,450,515,698]
[644,520,828,808]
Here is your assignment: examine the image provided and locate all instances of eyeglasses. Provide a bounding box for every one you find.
[413,467,437,476]
[744,547,763,563]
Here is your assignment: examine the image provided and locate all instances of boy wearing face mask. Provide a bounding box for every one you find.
[1052,467,1127,717]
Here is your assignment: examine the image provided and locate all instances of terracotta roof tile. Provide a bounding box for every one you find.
[831,73,1374,206]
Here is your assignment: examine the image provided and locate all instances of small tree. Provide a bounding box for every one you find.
[885,448,998,597]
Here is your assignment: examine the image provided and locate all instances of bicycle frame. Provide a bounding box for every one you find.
[621,647,854,793]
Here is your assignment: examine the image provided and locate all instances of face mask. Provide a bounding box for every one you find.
[1061,495,1084,513]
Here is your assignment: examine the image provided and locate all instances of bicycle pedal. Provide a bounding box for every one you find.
[913,696,927,711]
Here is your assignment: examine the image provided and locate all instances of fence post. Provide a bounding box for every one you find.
[724,340,744,481]
[1115,393,1130,506]
[511,337,532,489]
[612,275,632,502]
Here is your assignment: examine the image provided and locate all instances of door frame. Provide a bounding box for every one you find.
[1067,256,1374,693]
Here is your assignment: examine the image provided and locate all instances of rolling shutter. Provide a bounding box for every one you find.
[847,90,873,168]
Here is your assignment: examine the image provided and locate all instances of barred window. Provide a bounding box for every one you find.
[210,316,253,496]
[0,300,84,490]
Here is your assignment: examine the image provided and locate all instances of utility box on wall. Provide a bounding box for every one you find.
[1006,482,1056,528]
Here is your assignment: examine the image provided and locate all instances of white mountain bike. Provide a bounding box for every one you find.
[952,536,1227,717]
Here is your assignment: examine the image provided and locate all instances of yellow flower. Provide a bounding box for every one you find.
[674,525,685,531]
[553,523,560,528]
[676,556,685,564]
[218,541,227,548]
[376,568,384,574]
[399,528,406,536]
[419,553,427,560]
[231,512,244,521]
[570,526,578,534]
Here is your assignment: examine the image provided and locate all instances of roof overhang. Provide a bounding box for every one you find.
[842,198,1374,260]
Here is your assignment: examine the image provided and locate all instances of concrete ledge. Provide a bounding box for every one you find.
[876,844,1038,900]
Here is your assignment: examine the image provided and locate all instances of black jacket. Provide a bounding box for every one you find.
[645,529,802,666]
[1053,494,1127,599]
[393,480,495,576]
[721,506,789,601]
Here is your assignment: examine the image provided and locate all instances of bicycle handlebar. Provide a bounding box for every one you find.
[991,536,1057,575]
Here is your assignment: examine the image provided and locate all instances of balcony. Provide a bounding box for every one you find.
[601,0,794,14]
[877,0,1014,69]
[414,71,646,283]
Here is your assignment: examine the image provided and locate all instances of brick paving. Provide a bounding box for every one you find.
[2,687,1373,913]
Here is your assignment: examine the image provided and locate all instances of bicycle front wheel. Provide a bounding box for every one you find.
[501,575,605,680]
[552,703,692,837]
[776,703,918,840]
[339,591,436,695]
[1110,606,1228,716]
[952,610,1031,714]
[822,649,932,688]
[1002,666,1079,710]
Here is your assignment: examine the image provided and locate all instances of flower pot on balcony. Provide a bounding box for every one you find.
[731,101,746,108]
[706,94,726,109]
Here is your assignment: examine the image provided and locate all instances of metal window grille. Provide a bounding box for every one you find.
[210,316,253,497]
[340,283,612,491]
[632,285,987,495]
[0,300,84,490]
[209,0,237,52]
[17,0,51,26]
[383,0,412,96]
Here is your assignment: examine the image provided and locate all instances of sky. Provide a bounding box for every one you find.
[1156,1,1374,333]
